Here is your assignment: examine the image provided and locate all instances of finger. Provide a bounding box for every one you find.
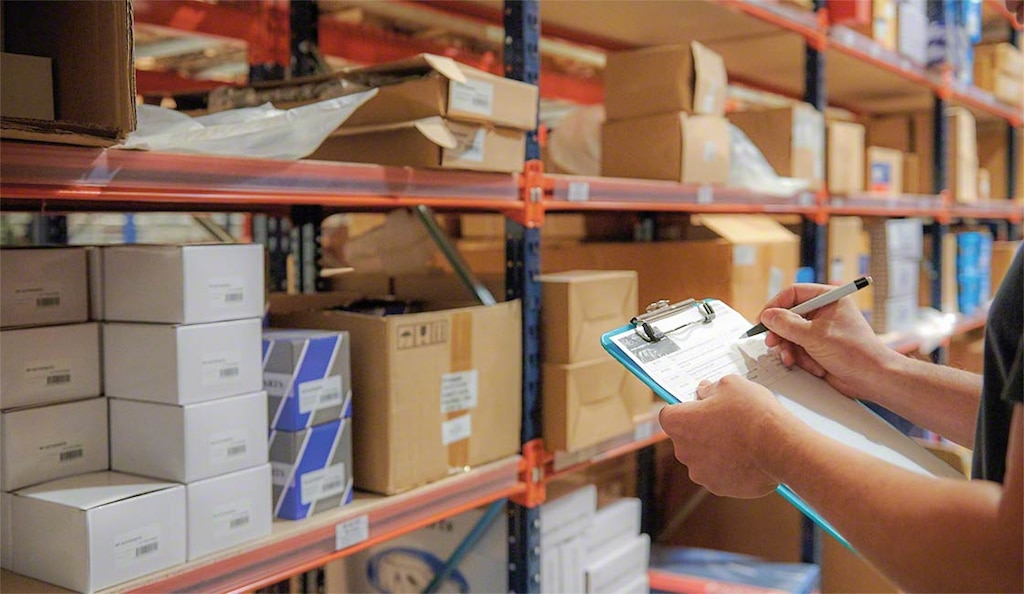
[695,380,714,400]
[761,308,815,346]
[793,349,827,377]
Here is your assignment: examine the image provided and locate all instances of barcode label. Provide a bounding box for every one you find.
[450,79,495,116]
[224,291,244,303]
[230,515,250,529]
[136,542,159,557]
[60,448,84,462]
[36,296,61,308]
[46,373,71,385]
[209,277,245,309]
[214,501,255,537]
[202,351,242,386]
[300,464,347,504]
[114,525,161,568]
[219,367,240,379]
[298,376,344,414]
[227,444,247,457]
[210,429,249,465]
[25,359,73,390]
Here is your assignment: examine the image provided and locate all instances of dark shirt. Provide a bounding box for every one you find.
[972,245,1024,483]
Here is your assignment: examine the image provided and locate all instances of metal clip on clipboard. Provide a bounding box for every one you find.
[630,298,716,342]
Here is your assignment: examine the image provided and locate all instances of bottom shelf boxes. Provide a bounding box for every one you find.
[270,418,354,520]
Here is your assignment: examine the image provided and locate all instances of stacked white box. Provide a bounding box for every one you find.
[186,464,274,561]
[583,497,650,593]
[540,484,597,593]
[867,218,923,333]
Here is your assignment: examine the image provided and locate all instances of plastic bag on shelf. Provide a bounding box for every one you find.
[547,104,604,176]
[728,122,810,197]
[117,88,378,160]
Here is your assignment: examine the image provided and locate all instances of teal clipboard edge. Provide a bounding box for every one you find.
[600,324,855,552]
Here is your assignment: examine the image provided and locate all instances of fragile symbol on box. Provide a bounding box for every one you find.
[397,321,448,350]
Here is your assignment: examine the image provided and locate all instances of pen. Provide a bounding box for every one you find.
[739,276,873,338]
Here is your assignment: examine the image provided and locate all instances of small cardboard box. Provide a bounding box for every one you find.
[602,113,730,185]
[947,108,978,204]
[270,288,522,495]
[262,329,353,431]
[109,391,269,483]
[1,397,108,492]
[340,53,538,130]
[186,464,273,561]
[865,114,912,153]
[0,52,54,121]
[539,270,638,364]
[310,117,526,173]
[0,322,101,411]
[10,472,186,593]
[727,104,824,190]
[102,244,265,324]
[827,216,873,313]
[103,318,263,405]
[826,121,865,195]
[0,246,89,328]
[866,146,904,194]
[0,1,135,147]
[270,418,354,520]
[604,41,728,120]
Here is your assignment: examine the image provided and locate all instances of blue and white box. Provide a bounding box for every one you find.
[262,329,352,431]
[270,418,354,520]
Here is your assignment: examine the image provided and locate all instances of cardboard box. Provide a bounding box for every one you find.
[584,497,642,562]
[10,472,186,593]
[585,533,651,593]
[539,270,638,364]
[865,114,912,153]
[948,108,978,203]
[270,292,521,495]
[866,146,904,194]
[0,247,89,328]
[340,53,538,131]
[263,329,352,431]
[1,397,108,492]
[1,492,12,569]
[310,117,526,173]
[727,104,824,189]
[602,113,730,185]
[991,241,1023,289]
[919,233,959,313]
[87,246,104,321]
[102,244,265,324]
[460,213,586,241]
[0,52,53,121]
[869,0,898,50]
[826,121,866,194]
[270,418,354,520]
[974,43,1024,83]
[0,322,101,410]
[186,464,273,561]
[827,216,873,312]
[604,41,728,119]
[109,391,269,483]
[104,318,263,405]
[0,1,135,147]
[978,122,1024,201]
[903,153,922,194]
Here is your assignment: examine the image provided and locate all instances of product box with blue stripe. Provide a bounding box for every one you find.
[262,329,352,431]
[270,418,353,520]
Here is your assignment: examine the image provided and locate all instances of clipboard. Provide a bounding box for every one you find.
[601,297,966,552]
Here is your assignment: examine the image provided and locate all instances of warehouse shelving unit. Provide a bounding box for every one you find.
[2,0,1022,592]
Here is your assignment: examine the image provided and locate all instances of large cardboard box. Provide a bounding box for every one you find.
[827,216,873,313]
[104,318,263,405]
[604,41,728,119]
[0,53,54,121]
[460,213,586,242]
[186,464,273,561]
[310,117,526,173]
[271,289,522,495]
[727,104,824,189]
[262,329,353,431]
[947,108,978,204]
[826,121,866,195]
[270,418,354,520]
[866,146,904,194]
[0,247,89,328]
[10,472,186,593]
[978,122,1024,201]
[601,113,730,185]
[0,1,135,147]
[974,43,1024,107]
[0,322,101,410]
[1,397,108,492]
[340,53,538,130]
[539,270,637,364]
[865,114,912,153]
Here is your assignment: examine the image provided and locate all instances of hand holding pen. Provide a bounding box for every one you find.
[740,276,873,339]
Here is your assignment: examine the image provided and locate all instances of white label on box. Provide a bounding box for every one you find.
[12,285,62,311]
[442,414,472,445]
[448,127,486,163]
[298,375,344,414]
[202,351,241,386]
[567,182,590,202]
[209,428,249,464]
[440,370,479,413]
[24,359,72,389]
[703,141,717,163]
[212,499,253,538]
[37,434,86,465]
[829,258,844,284]
[300,464,347,505]
[271,461,291,487]
[768,266,784,299]
[733,245,757,267]
[208,277,245,309]
[696,185,713,204]
[335,515,369,551]
[114,524,161,568]
[263,371,291,398]
[450,79,495,116]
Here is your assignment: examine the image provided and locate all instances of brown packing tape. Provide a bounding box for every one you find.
[447,311,472,470]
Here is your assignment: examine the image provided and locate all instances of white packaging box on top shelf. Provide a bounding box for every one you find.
[9,471,186,593]
[540,484,597,594]
[102,243,264,324]
[0,322,101,410]
[262,329,352,431]
[1,397,109,492]
[0,247,89,328]
[269,418,354,521]
[109,391,269,483]
[584,533,651,593]
[103,318,263,405]
[186,463,273,561]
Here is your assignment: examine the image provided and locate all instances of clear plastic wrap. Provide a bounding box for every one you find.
[727,122,810,197]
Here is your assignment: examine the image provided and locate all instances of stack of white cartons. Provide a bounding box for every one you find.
[540,484,597,593]
[101,244,273,563]
[262,328,354,520]
[582,497,650,593]
[867,218,923,334]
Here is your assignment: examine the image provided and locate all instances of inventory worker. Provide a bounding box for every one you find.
[659,245,1022,592]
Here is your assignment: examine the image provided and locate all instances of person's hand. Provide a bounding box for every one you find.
[759,283,897,402]
[658,375,787,498]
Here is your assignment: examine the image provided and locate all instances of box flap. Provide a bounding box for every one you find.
[343,53,468,85]
[330,116,458,149]
[15,471,179,510]
[691,41,728,116]
[694,214,798,244]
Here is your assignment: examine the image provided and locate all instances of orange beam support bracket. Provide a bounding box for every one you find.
[513,438,547,508]
[512,160,551,229]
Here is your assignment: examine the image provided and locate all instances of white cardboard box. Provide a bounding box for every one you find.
[1,491,12,570]
[583,498,642,561]
[102,244,264,324]
[10,471,186,593]
[540,485,596,594]
[0,323,101,410]
[87,245,104,320]
[110,391,269,483]
[0,247,89,328]
[186,463,273,561]
[104,318,263,405]
[1,397,109,491]
[584,533,651,593]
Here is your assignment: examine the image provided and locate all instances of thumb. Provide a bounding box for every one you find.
[761,308,814,344]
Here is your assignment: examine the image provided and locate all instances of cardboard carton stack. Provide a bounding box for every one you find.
[974,43,1024,110]
[826,121,866,195]
[602,41,731,185]
[866,218,923,333]
[262,329,354,520]
[101,244,272,563]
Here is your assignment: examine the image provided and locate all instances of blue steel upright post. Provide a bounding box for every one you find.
[801,0,828,284]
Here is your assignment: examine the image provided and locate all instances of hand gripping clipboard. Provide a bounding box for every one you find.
[601,297,966,552]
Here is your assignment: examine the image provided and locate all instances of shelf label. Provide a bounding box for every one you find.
[696,185,713,204]
[335,515,369,551]
[567,181,590,202]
